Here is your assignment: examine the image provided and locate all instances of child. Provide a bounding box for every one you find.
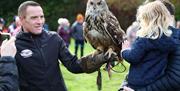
[121,1,176,90]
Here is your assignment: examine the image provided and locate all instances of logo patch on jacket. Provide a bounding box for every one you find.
[20,49,33,58]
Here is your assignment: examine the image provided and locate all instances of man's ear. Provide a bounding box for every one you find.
[19,16,25,21]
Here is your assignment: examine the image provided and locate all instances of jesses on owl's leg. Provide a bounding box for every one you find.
[104,47,118,78]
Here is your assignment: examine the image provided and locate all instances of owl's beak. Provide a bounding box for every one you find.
[93,15,97,21]
[93,7,96,10]
[93,6,96,10]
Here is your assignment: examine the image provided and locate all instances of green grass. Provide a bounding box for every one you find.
[60,39,129,91]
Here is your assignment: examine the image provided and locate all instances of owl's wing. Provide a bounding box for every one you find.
[83,15,100,49]
[104,12,125,46]
[83,15,91,43]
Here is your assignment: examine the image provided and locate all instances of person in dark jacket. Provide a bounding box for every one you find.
[122,0,180,91]
[134,27,180,91]
[16,1,112,91]
[121,1,176,90]
[71,13,84,57]
[0,37,18,91]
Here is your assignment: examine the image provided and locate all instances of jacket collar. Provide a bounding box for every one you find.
[168,26,180,39]
[16,28,49,42]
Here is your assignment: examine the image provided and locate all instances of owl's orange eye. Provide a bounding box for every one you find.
[90,2,93,5]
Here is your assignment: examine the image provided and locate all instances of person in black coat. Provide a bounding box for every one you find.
[134,27,180,91]
[16,1,113,91]
[121,1,176,90]
[0,37,18,91]
[122,1,180,91]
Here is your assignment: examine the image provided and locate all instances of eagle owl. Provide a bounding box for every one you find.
[83,0,125,60]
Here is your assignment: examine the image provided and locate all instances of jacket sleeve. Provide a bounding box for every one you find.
[0,56,19,91]
[122,38,153,64]
[57,34,108,74]
[57,35,84,73]
[136,28,180,91]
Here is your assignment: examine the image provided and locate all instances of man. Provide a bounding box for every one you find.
[15,1,111,91]
[0,37,18,91]
[135,27,180,91]
[135,0,180,91]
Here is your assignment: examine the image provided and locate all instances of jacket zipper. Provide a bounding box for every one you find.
[31,36,47,67]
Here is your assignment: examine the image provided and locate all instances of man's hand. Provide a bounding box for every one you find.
[79,52,116,73]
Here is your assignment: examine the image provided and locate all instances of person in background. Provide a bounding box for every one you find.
[8,16,22,36]
[0,18,8,33]
[57,18,71,48]
[0,37,19,91]
[43,23,49,32]
[176,20,180,29]
[15,1,114,91]
[123,0,180,91]
[71,13,84,57]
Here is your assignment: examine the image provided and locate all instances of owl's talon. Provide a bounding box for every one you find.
[105,48,117,59]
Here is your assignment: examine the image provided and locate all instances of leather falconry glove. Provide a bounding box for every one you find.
[79,52,116,73]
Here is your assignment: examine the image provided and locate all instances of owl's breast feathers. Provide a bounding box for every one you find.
[84,12,125,48]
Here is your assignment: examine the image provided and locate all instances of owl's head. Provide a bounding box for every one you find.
[86,0,109,14]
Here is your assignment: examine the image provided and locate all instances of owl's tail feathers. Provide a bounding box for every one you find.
[97,69,102,91]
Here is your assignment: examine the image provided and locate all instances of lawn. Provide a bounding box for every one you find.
[60,39,129,91]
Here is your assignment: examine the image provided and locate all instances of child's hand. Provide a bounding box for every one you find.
[122,40,131,50]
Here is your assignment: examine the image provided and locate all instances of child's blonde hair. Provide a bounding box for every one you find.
[136,1,172,39]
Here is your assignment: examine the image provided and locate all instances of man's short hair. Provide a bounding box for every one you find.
[18,1,40,17]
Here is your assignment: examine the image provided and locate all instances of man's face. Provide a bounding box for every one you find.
[20,6,45,34]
